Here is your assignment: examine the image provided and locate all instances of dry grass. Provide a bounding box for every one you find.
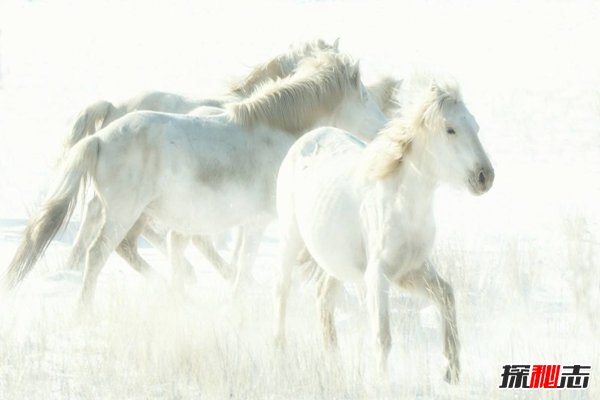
[0,219,598,399]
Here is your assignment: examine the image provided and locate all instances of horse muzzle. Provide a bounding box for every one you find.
[468,166,494,195]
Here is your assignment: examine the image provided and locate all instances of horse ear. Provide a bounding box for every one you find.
[332,37,340,51]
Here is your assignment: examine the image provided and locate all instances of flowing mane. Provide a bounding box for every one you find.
[366,76,402,117]
[364,75,463,179]
[229,39,338,97]
[227,51,360,135]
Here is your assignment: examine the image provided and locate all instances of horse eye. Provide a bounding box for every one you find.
[446,128,456,135]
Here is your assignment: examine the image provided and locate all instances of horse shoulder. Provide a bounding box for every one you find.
[289,127,364,165]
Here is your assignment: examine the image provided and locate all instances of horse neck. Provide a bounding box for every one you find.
[390,141,439,215]
[278,78,348,135]
[308,113,337,133]
[279,100,341,136]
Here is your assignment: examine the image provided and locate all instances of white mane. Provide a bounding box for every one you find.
[227,51,361,135]
[364,74,463,179]
[366,76,402,117]
[228,39,338,97]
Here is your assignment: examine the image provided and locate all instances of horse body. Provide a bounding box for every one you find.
[278,130,367,282]
[94,112,293,236]
[281,128,437,285]
[275,74,494,383]
[65,93,231,154]
[64,39,346,283]
[4,51,388,305]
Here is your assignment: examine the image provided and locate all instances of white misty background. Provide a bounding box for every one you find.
[0,0,598,399]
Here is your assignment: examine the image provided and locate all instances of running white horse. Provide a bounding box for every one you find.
[64,44,401,289]
[274,74,494,383]
[64,39,341,281]
[3,51,388,306]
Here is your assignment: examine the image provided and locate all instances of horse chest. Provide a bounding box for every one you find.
[380,215,435,275]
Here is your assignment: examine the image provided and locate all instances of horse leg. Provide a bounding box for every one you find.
[142,223,196,283]
[365,259,391,375]
[316,273,341,350]
[273,224,303,348]
[397,262,460,384]
[114,216,156,278]
[232,223,267,296]
[79,206,142,307]
[66,195,103,271]
[167,230,190,291]
[191,235,234,281]
[229,226,244,267]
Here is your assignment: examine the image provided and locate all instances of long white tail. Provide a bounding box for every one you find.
[2,136,100,290]
[61,100,114,158]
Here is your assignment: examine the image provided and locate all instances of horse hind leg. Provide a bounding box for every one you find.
[273,223,304,348]
[79,205,144,307]
[192,235,234,281]
[67,195,103,271]
[142,223,196,283]
[397,263,460,384]
[115,216,158,279]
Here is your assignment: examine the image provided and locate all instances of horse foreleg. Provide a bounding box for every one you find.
[232,223,267,296]
[397,263,460,384]
[67,195,103,271]
[316,273,341,350]
[167,230,191,292]
[191,235,234,281]
[142,223,196,283]
[365,259,391,375]
[115,216,156,278]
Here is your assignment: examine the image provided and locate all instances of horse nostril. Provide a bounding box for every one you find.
[478,170,486,185]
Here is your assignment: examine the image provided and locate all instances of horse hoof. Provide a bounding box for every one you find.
[444,366,460,384]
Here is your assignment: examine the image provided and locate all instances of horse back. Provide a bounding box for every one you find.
[287,126,365,171]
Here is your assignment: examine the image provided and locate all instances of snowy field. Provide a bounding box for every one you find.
[0,0,599,398]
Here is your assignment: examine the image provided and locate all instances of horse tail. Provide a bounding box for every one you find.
[2,137,100,291]
[62,100,114,158]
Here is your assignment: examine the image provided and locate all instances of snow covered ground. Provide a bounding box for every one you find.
[0,0,599,398]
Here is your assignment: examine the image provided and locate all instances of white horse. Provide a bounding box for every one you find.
[65,44,402,289]
[274,74,494,383]
[3,51,388,306]
[62,39,340,154]
[65,39,342,283]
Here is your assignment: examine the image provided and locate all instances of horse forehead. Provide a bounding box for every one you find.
[447,103,478,132]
